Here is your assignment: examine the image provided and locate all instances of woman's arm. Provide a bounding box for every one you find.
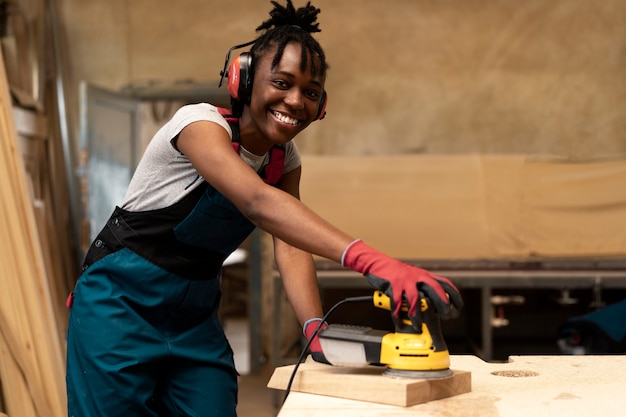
[176,120,354,263]
[272,165,323,325]
[176,120,464,330]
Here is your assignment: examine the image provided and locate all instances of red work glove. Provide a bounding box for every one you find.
[342,240,463,331]
[303,318,329,364]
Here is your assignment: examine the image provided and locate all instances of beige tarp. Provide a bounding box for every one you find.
[300,154,626,260]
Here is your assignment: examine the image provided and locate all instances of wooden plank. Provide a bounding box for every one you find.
[268,359,471,407]
[0,45,66,417]
[13,106,48,138]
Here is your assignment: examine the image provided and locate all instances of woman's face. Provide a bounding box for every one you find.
[244,42,325,151]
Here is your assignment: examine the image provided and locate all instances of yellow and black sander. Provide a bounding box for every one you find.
[318,291,453,379]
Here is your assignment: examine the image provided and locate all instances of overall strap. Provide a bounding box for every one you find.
[217,107,285,185]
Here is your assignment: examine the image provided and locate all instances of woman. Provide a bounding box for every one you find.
[65,1,463,416]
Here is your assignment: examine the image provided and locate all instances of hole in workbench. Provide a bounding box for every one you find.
[491,370,539,377]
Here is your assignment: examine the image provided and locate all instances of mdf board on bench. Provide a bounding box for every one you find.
[272,356,626,417]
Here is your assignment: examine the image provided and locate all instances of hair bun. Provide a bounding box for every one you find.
[256,0,321,34]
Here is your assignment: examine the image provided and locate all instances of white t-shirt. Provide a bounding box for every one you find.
[122,103,301,211]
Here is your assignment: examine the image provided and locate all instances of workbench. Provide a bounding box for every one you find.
[270,355,626,417]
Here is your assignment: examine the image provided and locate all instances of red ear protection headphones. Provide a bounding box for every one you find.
[219,43,328,120]
[226,53,253,104]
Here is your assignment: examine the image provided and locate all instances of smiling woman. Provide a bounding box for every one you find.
[243,41,326,150]
[65,1,463,416]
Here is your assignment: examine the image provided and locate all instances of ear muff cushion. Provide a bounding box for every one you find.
[316,91,328,120]
[227,53,253,103]
[226,57,242,100]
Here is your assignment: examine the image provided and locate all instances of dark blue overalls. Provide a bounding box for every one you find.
[66,111,284,417]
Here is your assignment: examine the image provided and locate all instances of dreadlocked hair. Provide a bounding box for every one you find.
[252,0,327,79]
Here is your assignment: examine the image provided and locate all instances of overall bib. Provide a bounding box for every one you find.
[66,113,284,417]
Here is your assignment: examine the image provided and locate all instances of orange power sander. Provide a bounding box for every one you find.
[318,290,453,379]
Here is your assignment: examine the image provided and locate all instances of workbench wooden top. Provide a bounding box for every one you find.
[270,355,626,417]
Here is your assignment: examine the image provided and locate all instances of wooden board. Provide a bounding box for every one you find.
[268,359,471,407]
[0,45,66,417]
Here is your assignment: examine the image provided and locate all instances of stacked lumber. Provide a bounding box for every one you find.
[0,39,66,417]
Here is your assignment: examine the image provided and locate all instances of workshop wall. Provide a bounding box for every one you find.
[58,0,626,160]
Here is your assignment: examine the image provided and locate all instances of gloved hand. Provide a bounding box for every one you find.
[342,239,463,330]
[303,318,329,364]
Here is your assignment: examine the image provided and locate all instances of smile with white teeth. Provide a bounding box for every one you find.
[272,111,300,126]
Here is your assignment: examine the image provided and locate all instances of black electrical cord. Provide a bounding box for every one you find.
[282,295,373,402]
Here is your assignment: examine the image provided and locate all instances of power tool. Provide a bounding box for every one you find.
[318,290,453,379]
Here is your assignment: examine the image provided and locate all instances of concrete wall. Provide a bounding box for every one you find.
[58,0,626,159]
